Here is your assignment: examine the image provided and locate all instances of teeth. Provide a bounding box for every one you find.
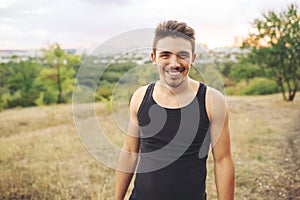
[167,71,180,76]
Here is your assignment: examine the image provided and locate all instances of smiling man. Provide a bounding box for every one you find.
[114,20,235,200]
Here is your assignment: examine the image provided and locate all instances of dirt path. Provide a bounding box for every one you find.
[227,94,300,199]
[285,111,300,199]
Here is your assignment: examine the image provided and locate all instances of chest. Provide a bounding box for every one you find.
[152,90,196,109]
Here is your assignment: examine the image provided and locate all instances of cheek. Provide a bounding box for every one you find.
[155,60,168,70]
[184,65,192,74]
[156,59,168,66]
[156,65,165,73]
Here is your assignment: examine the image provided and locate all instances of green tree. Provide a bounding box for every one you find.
[0,63,11,110]
[228,62,263,83]
[0,60,40,108]
[242,4,300,101]
[40,43,81,104]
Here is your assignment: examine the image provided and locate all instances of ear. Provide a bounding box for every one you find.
[191,53,196,66]
[151,52,156,64]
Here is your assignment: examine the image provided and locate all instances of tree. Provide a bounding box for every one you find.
[41,43,81,104]
[7,61,40,106]
[232,62,264,83]
[0,60,40,108]
[242,4,300,101]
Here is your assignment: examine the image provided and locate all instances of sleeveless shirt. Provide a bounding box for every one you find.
[129,82,211,200]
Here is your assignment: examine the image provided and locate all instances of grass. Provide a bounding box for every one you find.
[0,94,299,199]
[0,104,115,199]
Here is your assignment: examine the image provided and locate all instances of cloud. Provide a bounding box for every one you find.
[79,0,131,5]
[0,0,298,49]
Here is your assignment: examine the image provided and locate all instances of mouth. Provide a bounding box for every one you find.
[164,67,186,76]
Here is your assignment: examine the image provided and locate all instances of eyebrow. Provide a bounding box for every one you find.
[158,51,172,55]
[158,51,190,55]
[177,51,190,55]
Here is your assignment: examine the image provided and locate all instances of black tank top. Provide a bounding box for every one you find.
[129,82,210,200]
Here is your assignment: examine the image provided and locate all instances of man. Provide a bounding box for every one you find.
[114,20,235,200]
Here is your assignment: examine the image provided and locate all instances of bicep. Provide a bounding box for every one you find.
[117,96,141,173]
[211,108,231,162]
[122,86,147,153]
[122,112,140,153]
[206,87,231,161]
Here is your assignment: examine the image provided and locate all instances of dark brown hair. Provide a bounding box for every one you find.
[153,20,196,54]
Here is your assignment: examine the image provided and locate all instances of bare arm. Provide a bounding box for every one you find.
[206,87,235,200]
[114,86,147,200]
[114,134,139,200]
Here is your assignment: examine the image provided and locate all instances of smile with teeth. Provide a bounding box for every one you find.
[165,67,185,76]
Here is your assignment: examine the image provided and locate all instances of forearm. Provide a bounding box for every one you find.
[114,152,138,200]
[114,170,134,200]
[214,156,235,200]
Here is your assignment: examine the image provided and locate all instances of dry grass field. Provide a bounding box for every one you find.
[0,94,299,199]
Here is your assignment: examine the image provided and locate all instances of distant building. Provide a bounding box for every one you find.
[0,48,83,63]
[0,50,41,63]
[209,47,250,63]
[0,46,250,64]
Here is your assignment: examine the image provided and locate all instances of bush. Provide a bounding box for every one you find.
[242,78,278,95]
[96,87,113,100]
[225,80,247,95]
[226,78,279,95]
[229,63,262,82]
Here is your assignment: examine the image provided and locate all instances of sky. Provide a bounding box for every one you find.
[0,0,298,50]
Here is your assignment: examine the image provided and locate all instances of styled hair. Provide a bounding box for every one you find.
[153,20,196,54]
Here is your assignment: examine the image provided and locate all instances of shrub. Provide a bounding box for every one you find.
[242,78,278,95]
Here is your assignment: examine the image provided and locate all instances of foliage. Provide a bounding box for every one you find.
[0,43,82,109]
[242,4,300,101]
[225,77,279,96]
[229,62,263,83]
[40,43,82,104]
[0,61,40,108]
[96,62,158,101]
[242,77,279,95]
[218,61,264,83]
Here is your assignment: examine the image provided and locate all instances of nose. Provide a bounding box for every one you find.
[168,55,180,68]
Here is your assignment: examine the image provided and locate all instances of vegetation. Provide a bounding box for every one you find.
[0,43,82,110]
[41,43,81,104]
[242,4,300,101]
[218,60,280,96]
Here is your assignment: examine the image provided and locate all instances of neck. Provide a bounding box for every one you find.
[157,78,191,95]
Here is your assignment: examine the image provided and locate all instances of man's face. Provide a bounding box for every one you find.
[151,36,196,88]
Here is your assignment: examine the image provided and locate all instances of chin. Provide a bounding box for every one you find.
[165,80,184,88]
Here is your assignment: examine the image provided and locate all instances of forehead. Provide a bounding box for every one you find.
[155,36,192,53]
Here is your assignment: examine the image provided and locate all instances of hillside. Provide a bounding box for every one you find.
[0,94,299,199]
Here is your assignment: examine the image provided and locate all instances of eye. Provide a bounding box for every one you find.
[159,52,170,58]
[177,52,190,59]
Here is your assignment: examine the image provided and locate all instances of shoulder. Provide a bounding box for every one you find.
[205,86,228,121]
[130,84,149,114]
[206,86,226,101]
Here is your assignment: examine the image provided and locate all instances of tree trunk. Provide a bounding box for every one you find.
[289,93,295,101]
[278,78,287,101]
[288,79,298,101]
[57,64,62,104]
